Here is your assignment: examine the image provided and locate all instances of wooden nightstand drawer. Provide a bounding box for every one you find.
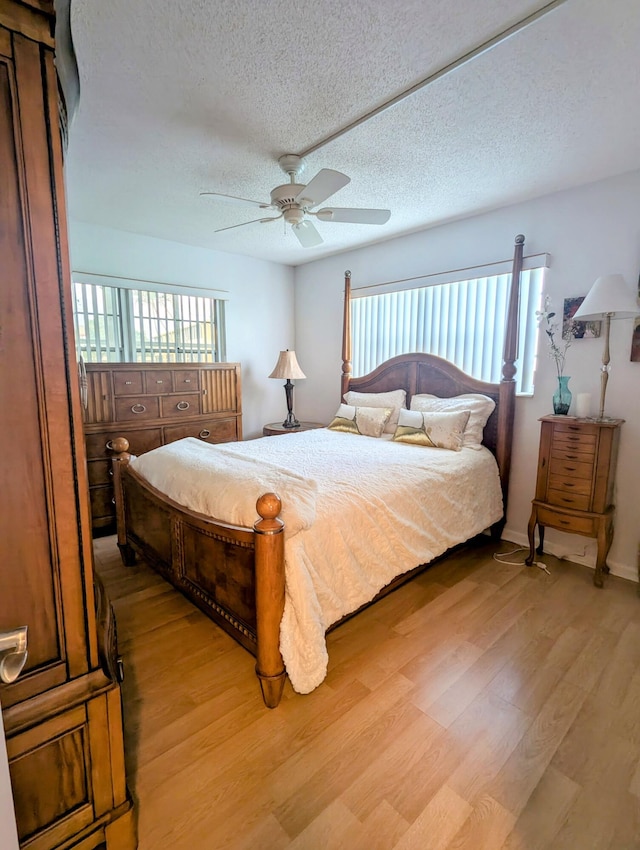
[547,489,591,511]
[553,433,597,453]
[548,474,592,496]
[549,457,594,480]
[551,446,595,465]
[536,505,596,536]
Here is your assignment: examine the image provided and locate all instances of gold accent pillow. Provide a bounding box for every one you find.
[392,408,470,451]
[328,404,392,438]
[409,393,495,449]
[343,389,407,434]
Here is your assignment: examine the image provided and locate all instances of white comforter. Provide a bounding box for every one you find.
[130,430,503,694]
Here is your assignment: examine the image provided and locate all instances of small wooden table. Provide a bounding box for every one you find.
[262,421,325,437]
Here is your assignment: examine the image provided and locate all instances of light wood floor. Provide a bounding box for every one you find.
[93,535,640,850]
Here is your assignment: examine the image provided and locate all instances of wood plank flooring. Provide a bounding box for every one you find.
[93,536,640,849]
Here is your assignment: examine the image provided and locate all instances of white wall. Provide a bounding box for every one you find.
[0,705,19,850]
[69,222,295,437]
[294,170,640,581]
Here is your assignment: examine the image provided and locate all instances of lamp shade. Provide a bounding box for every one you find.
[268,350,306,380]
[573,274,639,320]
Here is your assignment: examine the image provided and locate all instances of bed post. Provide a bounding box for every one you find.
[254,493,286,708]
[341,270,352,400]
[110,437,137,566]
[495,234,524,526]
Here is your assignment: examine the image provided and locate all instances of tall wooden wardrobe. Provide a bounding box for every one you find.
[0,2,135,847]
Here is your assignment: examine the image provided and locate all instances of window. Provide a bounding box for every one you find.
[73,280,226,363]
[351,266,545,395]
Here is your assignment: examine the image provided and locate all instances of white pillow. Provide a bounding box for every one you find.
[327,404,392,438]
[410,393,495,449]
[392,409,470,451]
[343,389,407,434]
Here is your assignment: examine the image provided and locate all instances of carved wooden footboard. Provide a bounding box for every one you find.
[111,437,287,708]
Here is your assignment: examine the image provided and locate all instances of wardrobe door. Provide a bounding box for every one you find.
[0,25,95,710]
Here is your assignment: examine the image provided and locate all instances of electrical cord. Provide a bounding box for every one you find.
[493,546,551,574]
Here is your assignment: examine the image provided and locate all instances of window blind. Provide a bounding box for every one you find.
[351,267,545,395]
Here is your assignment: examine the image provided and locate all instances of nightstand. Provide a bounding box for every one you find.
[262,421,325,437]
[526,415,623,587]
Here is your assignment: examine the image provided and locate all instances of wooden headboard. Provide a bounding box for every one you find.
[340,235,525,514]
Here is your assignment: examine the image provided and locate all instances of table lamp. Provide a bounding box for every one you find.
[269,350,306,428]
[573,274,639,420]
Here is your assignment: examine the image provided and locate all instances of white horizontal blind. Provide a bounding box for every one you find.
[73,281,226,363]
[351,267,544,395]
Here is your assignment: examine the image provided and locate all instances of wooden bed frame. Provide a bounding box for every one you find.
[110,235,525,708]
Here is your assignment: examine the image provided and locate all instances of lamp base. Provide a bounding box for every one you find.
[282,413,300,429]
[582,415,616,423]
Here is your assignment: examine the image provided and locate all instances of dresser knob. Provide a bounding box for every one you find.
[177,401,190,411]
[199,429,211,439]
[131,404,146,414]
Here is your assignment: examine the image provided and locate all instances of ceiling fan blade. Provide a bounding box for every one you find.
[295,169,350,208]
[214,215,281,233]
[292,220,324,248]
[315,207,391,224]
[200,191,273,210]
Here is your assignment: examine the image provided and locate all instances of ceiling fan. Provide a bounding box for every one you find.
[201,154,391,247]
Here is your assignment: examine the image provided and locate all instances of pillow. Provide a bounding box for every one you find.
[343,389,407,434]
[392,408,470,451]
[327,404,392,438]
[410,393,495,449]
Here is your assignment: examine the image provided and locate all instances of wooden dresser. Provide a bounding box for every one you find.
[526,416,622,587]
[0,3,134,847]
[83,362,242,534]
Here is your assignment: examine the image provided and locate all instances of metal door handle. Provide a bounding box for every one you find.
[0,626,28,684]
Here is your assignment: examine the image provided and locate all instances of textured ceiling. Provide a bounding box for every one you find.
[65,0,640,266]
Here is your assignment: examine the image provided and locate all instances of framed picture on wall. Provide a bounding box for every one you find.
[631,317,640,362]
[563,296,601,339]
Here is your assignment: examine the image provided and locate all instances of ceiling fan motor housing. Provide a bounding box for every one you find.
[270,183,308,224]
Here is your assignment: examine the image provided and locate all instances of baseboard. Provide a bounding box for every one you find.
[501,526,639,585]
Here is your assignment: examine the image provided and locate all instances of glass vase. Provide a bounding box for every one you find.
[553,376,572,415]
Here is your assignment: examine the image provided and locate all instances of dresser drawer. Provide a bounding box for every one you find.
[145,370,172,391]
[160,392,201,418]
[90,486,115,520]
[164,417,238,444]
[87,458,112,487]
[172,369,200,390]
[85,428,163,458]
[536,505,596,536]
[549,457,594,480]
[546,489,591,511]
[113,371,143,395]
[115,396,161,421]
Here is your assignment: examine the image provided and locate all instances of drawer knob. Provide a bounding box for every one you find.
[564,482,575,488]
[565,466,576,471]
[125,380,132,385]
[177,401,190,411]
[131,403,146,414]
[156,380,163,384]
[199,429,211,439]
[559,519,570,526]
[105,439,114,450]
[184,379,191,383]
